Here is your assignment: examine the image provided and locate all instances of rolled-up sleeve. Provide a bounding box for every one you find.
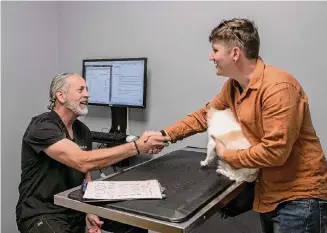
[166,80,231,142]
[222,82,306,169]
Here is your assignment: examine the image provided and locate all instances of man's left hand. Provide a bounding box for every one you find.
[86,213,104,233]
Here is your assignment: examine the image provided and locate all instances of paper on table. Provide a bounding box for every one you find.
[83,179,164,201]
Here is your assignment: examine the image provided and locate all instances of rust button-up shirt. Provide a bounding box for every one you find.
[165,58,327,213]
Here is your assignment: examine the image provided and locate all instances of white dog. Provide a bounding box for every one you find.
[200,108,259,182]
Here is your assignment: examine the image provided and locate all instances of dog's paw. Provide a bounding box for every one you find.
[215,168,222,175]
[216,168,236,181]
[200,160,208,167]
[216,168,227,177]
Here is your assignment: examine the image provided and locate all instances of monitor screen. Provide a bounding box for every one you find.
[83,58,147,108]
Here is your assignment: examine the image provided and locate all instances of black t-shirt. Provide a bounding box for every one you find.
[16,111,92,224]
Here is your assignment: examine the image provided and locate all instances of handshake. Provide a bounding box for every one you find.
[134,130,171,155]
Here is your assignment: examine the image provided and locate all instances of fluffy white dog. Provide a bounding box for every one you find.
[200,108,259,182]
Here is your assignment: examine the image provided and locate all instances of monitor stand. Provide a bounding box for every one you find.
[109,107,127,135]
[109,106,130,169]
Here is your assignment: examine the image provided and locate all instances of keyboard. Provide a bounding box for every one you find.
[91,131,127,142]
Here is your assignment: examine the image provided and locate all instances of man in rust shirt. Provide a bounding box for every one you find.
[146,18,327,232]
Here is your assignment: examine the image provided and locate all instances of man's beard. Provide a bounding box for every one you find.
[64,99,88,116]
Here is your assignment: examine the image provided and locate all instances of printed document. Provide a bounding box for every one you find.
[83,180,164,201]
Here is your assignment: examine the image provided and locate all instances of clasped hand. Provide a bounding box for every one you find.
[135,130,171,154]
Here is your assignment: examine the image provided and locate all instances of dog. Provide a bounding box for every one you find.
[200,108,259,182]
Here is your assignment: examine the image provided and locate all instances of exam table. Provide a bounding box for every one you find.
[54,147,246,233]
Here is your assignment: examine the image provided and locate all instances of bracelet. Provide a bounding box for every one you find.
[133,140,140,154]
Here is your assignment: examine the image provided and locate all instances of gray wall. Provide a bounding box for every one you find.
[2,1,327,233]
[56,2,327,232]
[58,1,327,155]
[1,2,58,233]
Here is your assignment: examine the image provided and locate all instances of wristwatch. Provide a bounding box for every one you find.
[160,129,171,143]
[160,130,167,136]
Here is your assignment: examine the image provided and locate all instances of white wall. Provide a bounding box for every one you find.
[1,2,58,232]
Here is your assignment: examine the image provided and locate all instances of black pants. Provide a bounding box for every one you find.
[18,214,148,233]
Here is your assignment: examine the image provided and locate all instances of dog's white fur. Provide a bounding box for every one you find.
[200,108,259,182]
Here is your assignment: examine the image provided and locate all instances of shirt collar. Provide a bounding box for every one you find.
[50,110,73,140]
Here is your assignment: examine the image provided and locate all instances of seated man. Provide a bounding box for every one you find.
[16,73,169,233]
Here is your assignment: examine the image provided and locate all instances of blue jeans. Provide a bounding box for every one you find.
[260,198,327,233]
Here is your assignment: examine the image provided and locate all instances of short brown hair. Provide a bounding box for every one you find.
[209,18,260,60]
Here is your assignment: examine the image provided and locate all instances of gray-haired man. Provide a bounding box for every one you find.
[16,73,169,233]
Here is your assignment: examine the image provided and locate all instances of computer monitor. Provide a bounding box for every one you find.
[83,58,147,108]
[83,57,147,134]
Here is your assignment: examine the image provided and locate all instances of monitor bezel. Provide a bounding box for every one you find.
[82,57,147,109]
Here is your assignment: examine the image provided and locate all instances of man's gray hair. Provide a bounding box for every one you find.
[47,73,77,110]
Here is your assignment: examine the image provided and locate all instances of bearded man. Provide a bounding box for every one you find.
[15,73,168,233]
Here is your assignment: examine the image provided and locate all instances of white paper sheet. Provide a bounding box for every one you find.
[83,180,164,201]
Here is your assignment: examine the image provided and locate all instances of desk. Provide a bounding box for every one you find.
[54,147,246,233]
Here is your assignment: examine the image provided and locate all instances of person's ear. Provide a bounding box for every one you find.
[231,47,241,62]
[56,90,66,104]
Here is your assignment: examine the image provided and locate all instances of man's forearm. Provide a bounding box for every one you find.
[165,90,230,142]
[80,142,137,173]
[165,108,208,142]
[45,135,169,173]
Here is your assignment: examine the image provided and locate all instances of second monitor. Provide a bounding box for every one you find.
[83,57,147,134]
